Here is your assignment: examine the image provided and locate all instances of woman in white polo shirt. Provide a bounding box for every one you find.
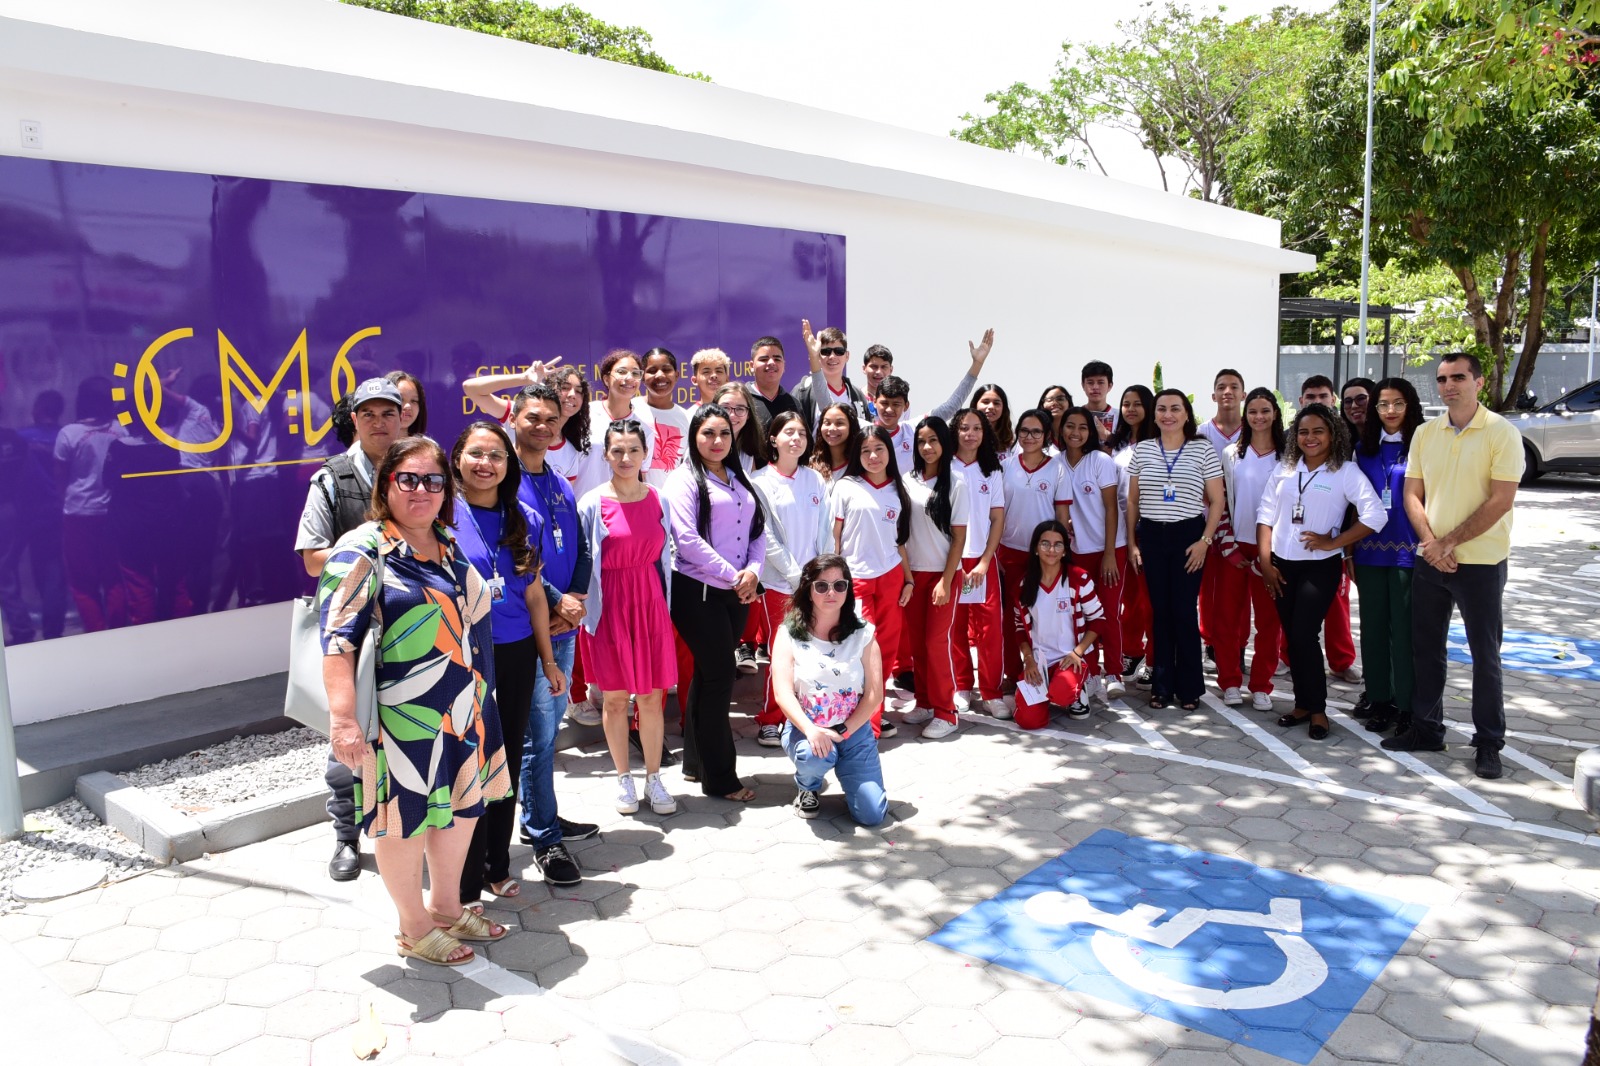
[1258,404,1386,741]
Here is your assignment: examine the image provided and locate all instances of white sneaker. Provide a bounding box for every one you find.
[1273,662,1289,677]
[1223,687,1243,706]
[1104,678,1126,700]
[1331,665,1363,683]
[614,773,639,814]
[988,699,1014,721]
[921,716,958,739]
[567,698,602,727]
[1085,675,1108,706]
[1065,698,1091,720]
[1251,691,1273,711]
[902,705,935,725]
[643,772,676,815]
[954,690,971,711]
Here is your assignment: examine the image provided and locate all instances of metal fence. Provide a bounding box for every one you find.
[1278,344,1599,408]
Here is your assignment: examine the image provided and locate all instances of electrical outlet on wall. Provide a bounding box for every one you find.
[20,120,42,149]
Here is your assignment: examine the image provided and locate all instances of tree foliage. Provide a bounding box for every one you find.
[952,3,1328,205]
[338,0,707,79]
[1387,1,1600,151]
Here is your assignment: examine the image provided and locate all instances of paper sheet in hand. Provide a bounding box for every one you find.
[959,574,987,604]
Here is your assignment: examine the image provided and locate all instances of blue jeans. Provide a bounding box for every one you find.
[519,636,575,848]
[782,722,888,826]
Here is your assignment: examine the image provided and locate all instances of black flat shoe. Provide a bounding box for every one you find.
[1277,710,1312,729]
[1350,692,1373,719]
[1308,714,1330,741]
[329,840,360,882]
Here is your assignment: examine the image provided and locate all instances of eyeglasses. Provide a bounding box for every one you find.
[721,404,750,416]
[1017,427,1046,438]
[391,472,447,493]
[1343,395,1369,406]
[812,579,850,594]
[1038,541,1067,553]
[465,448,508,463]
[1374,400,1407,412]
[610,368,642,380]
[819,346,847,357]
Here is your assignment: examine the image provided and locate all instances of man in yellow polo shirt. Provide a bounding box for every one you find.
[1383,353,1522,779]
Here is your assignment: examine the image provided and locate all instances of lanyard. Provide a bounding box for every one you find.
[468,504,502,581]
[1158,440,1185,483]
[1296,468,1321,502]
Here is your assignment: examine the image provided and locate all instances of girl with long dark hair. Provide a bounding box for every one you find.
[1221,387,1288,710]
[998,408,1072,690]
[1351,376,1425,734]
[1060,407,1125,701]
[1014,520,1106,729]
[810,401,862,485]
[832,425,915,737]
[1037,384,1074,451]
[1108,384,1157,682]
[897,417,968,738]
[664,403,767,801]
[973,383,1016,455]
[386,370,429,438]
[449,422,568,897]
[949,407,1007,715]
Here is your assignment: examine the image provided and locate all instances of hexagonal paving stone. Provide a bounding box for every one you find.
[1377,991,1480,1042]
[188,938,279,980]
[810,1020,914,1065]
[535,955,626,999]
[485,930,575,973]
[126,896,205,931]
[666,876,745,912]
[366,974,453,1024]
[211,1034,312,1066]
[40,903,129,940]
[107,1016,171,1058]
[588,981,684,1031]
[1321,1011,1414,1063]
[277,927,361,967]
[701,929,788,971]
[905,960,1003,1009]
[240,906,323,941]
[642,907,725,947]
[651,1009,751,1061]
[899,1004,1001,1057]
[164,1003,267,1057]
[979,988,1081,1039]
[758,954,850,997]
[262,988,358,1039]
[156,915,243,954]
[131,975,228,1023]
[740,994,839,1044]
[407,1007,505,1057]
[224,962,317,1007]
[68,923,160,966]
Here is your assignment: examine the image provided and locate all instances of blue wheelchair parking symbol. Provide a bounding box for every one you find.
[930,830,1428,1064]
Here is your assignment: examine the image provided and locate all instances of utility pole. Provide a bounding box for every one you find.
[1358,0,1394,369]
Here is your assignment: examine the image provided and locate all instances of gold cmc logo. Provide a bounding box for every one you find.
[112,326,381,455]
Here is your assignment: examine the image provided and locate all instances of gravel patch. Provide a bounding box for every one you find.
[2,728,328,913]
[123,727,327,812]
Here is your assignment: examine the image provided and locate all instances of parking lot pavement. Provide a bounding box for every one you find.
[3,479,1598,1065]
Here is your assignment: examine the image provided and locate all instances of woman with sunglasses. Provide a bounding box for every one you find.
[998,408,1073,690]
[768,554,888,824]
[578,418,678,815]
[320,437,510,967]
[665,403,767,802]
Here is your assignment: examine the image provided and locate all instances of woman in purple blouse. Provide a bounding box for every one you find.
[664,403,768,802]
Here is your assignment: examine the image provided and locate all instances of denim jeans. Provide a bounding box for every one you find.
[782,722,888,826]
[1410,558,1506,749]
[519,635,576,848]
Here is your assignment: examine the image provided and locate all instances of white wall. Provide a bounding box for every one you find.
[0,0,1311,721]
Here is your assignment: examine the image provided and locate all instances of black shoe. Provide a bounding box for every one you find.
[1474,746,1504,780]
[1121,655,1142,678]
[558,816,599,841]
[1204,644,1216,667]
[1364,701,1399,732]
[1350,691,1373,719]
[1135,665,1154,688]
[534,843,582,886]
[893,671,915,692]
[329,840,360,882]
[629,729,678,767]
[735,643,759,675]
[793,789,821,819]
[879,716,898,738]
[1381,729,1445,753]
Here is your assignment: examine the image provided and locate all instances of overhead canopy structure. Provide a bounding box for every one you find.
[1278,297,1414,384]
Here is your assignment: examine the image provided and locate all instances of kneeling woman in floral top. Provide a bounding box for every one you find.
[768,554,889,825]
[320,436,511,967]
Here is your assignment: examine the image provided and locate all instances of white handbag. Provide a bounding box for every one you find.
[284,547,385,741]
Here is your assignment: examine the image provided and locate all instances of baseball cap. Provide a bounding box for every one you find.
[350,377,403,411]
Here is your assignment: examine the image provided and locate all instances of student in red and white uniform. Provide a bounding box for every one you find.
[1037,385,1074,453]
[1221,388,1287,710]
[1108,385,1157,683]
[750,412,834,748]
[832,426,915,738]
[1059,407,1126,701]
[1197,368,1245,671]
[809,402,861,488]
[897,417,968,739]
[998,408,1073,689]
[869,329,994,477]
[949,408,1007,716]
[1013,520,1105,730]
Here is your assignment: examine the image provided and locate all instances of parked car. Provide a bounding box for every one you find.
[1507,379,1600,482]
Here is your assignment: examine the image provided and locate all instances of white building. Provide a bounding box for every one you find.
[0,0,1312,722]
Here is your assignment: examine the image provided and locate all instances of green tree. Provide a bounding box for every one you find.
[339,0,707,79]
[1257,0,1600,408]
[953,3,1328,205]
[1387,1,1600,151]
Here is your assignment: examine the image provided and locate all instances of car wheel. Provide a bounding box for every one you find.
[1521,441,1543,484]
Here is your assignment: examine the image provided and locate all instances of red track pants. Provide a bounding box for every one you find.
[1072,547,1126,679]
[954,558,1004,700]
[903,570,960,720]
[1015,658,1091,730]
[853,569,905,737]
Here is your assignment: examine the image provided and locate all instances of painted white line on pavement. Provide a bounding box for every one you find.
[1323,707,1511,819]
[1440,721,1571,785]
[956,711,1599,850]
[1446,718,1596,751]
[1202,696,1334,784]
[234,862,692,1066]
[1105,699,1178,751]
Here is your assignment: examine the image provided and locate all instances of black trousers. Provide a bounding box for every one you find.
[462,634,537,901]
[325,754,358,844]
[1138,516,1206,702]
[671,572,748,797]
[1271,555,1343,714]
[1410,558,1506,749]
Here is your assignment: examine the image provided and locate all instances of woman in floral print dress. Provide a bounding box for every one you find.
[320,437,512,967]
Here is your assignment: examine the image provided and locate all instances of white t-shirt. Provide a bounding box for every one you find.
[903,471,969,573]
[1020,568,1105,666]
[575,397,655,501]
[1259,459,1387,562]
[785,619,878,728]
[1229,445,1283,546]
[645,403,690,489]
[544,438,582,483]
[1062,450,1124,553]
[999,452,1070,551]
[952,457,1004,560]
[54,421,126,516]
[752,463,832,594]
[831,476,906,580]
[1198,419,1244,461]
[883,422,916,472]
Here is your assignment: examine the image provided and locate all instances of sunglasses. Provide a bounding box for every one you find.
[819,346,847,357]
[391,472,447,493]
[811,579,850,594]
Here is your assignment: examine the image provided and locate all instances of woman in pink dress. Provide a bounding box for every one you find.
[577,418,678,817]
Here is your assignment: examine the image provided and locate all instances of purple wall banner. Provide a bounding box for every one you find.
[0,157,847,644]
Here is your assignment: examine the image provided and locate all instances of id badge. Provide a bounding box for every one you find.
[1162,483,1177,503]
[1291,502,1305,525]
[1381,487,1392,508]
[552,525,564,551]
[487,576,506,602]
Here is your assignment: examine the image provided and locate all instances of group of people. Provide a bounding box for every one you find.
[304,328,1523,969]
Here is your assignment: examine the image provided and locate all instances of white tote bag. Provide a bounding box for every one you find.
[284,548,385,741]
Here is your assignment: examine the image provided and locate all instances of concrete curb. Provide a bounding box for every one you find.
[75,772,329,864]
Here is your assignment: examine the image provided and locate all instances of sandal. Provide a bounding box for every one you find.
[488,878,520,899]
[721,787,757,803]
[396,928,474,967]
[1149,695,1170,710]
[1179,699,1200,711]
[430,908,509,942]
